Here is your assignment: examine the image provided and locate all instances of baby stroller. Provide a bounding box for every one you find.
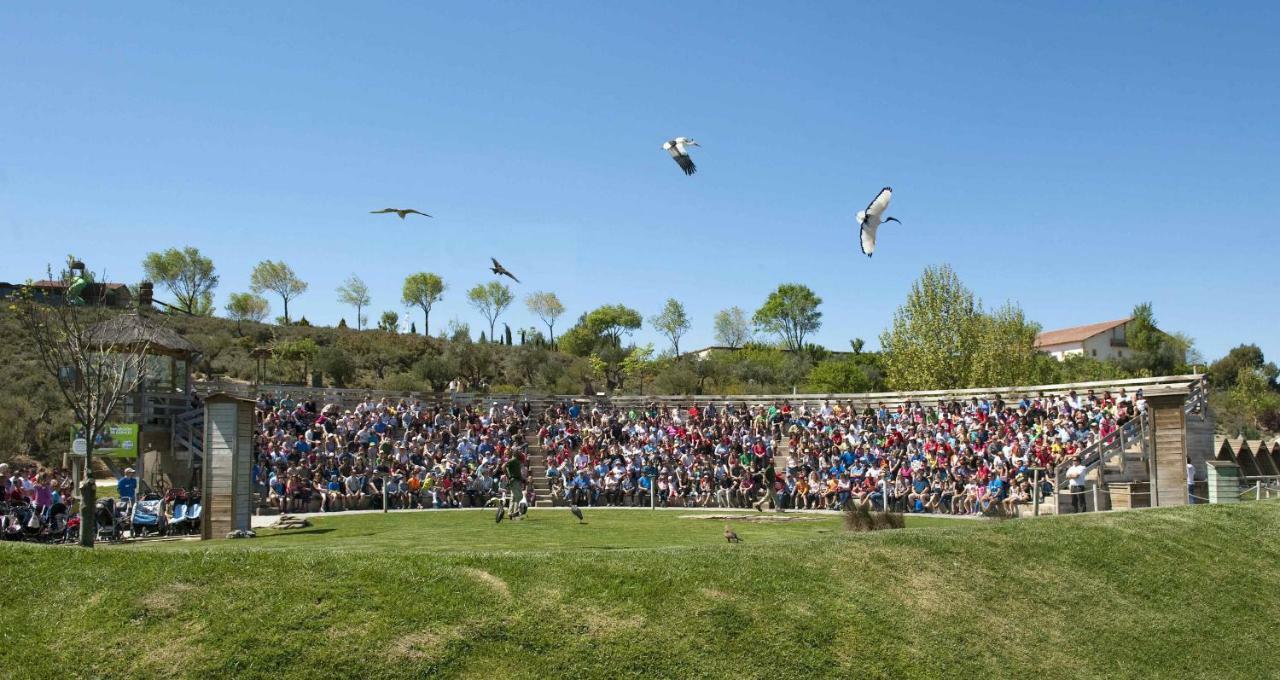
[2,500,28,541]
[166,489,189,535]
[43,502,70,544]
[4,499,45,542]
[95,497,124,542]
[185,495,202,536]
[131,494,167,538]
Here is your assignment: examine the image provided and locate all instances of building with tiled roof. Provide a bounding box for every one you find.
[1035,317,1133,361]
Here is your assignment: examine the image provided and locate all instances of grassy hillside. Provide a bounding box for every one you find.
[3,503,1279,679]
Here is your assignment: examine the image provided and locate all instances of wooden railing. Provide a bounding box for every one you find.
[197,375,1201,412]
[1051,409,1151,510]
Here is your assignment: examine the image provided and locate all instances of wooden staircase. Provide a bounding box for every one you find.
[524,420,556,507]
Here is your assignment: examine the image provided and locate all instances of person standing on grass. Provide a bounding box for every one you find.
[505,450,526,519]
[753,464,782,513]
[1066,456,1088,513]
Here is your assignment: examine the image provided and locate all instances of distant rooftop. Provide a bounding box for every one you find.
[1035,318,1131,348]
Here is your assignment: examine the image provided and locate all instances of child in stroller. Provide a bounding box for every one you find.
[95,497,124,542]
[130,493,167,538]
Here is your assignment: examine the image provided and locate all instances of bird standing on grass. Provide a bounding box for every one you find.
[490,257,521,283]
[724,524,740,543]
[662,137,700,176]
[370,208,432,219]
[569,504,584,524]
[856,187,901,257]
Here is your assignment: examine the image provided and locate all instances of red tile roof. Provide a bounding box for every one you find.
[1035,318,1131,348]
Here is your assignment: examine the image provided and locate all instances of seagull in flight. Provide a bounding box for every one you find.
[662,137,700,176]
[370,208,432,219]
[856,187,901,257]
[490,258,521,283]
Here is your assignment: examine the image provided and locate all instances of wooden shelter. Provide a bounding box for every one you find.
[85,313,202,488]
[201,393,255,539]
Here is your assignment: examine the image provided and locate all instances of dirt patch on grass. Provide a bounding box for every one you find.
[583,609,645,637]
[142,582,196,613]
[700,587,734,600]
[130,621,208,675]
[387,627,459,660]
[463,567,511,598]
[680,514,820,523]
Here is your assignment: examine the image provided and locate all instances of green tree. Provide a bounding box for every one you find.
[1209,344,1277,391]
[968,302,1044,388]
[378,310,400,333]
[1128,302,1160,354]
[525,291,565,343]
[806,358,877,393]
[402,272,445,335]
[880,264,980,390]
[1223,367,1280,435]
[250,260,307,324]
[224,292,270,334]
[446,318,472,344]
[753,283,822,352]
[314,346,355,387]
[581,304,643,348]
[714,306,751,349]
[274,337,319,383]
[621,343,658,393]
[412,353,457,391]
[141,246,219,315]
[467,281,514,342]
[650,298,691,356]
[336,274,371,330]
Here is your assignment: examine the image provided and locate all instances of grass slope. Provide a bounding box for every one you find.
[2,504,1279,679]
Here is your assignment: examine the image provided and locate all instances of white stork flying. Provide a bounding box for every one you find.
[662,137,700,175]
[856,187,901,257]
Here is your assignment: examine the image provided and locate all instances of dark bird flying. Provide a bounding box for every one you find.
[490,257,521,283]
[370,208,432,219]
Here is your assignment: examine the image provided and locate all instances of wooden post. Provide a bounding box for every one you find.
[1148,394,1190,507]
[383,474,389,513]
[1092,484,1099,513]
[1032,468,1040,517]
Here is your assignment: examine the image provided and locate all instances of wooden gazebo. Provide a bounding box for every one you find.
[87,313,202,487]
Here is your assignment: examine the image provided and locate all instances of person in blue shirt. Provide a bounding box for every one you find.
[637,474,653,506]
[117,467,139,506]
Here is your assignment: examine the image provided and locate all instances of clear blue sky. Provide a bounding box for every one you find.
[2,2,1277,362]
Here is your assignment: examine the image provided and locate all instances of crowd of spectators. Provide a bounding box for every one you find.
[253,393,533,514]
[536,387,1146,516]
[1,462,75,520]
[248,385,1146,518]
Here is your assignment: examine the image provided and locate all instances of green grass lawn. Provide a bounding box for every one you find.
[3,503,1279,679]
[133,508,960,554]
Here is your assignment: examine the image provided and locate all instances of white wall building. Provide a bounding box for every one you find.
[1035,318,1133,362]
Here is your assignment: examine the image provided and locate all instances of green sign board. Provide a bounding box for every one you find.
[71,423,139,458]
